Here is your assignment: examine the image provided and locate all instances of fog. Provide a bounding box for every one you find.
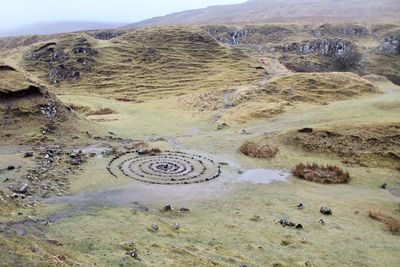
[0,0,246,35]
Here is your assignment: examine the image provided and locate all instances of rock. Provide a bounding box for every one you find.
[137,148,146,155]
[172,223,180,230]
[297,202,305,209]
[7,166,15,171]
[380,183,387,189]
[320,206,332,215]
[319,219,325,225]
[125,250,138,259]
[179,207,190,212]
[295,224,303,229]
[148,223,159,232]
[250,215,261,222]
[279,219,296,227]
[24,152,34,158]
[163,205,173,212]
[11,183,29,194]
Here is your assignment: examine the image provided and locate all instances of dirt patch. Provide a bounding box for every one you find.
[239,141,279,159]
[369,210,400,234]
[292,163,350,184]
[284,124,400,169]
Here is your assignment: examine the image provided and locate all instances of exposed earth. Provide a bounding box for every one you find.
[0,16,400,267]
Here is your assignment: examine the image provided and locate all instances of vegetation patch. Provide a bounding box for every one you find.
[239,141,279,159]
[369,210,400,234]
[292,163,350,184]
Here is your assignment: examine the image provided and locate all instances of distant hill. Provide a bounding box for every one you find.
[0,21,127,37]
[127,0,400,28]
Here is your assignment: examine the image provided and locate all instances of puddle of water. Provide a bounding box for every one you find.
[238,168,289,184]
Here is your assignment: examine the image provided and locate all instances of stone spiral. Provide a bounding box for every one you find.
[107,151,221,185]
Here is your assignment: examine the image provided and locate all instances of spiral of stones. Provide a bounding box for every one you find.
[107,151,221,185]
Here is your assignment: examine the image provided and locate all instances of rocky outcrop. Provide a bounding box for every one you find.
[312,25,369,38]
[48,65,80,84]
[206,25,293,45]
[379,35,400,55]
[278,38,360,71]
[25,37,97,84]
[92,31,124,40]
[282,38,354,57]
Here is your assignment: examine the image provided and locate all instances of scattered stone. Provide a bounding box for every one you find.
[380,183,388,189]
[279,219,296,227]
[217,123,229,130]
[148,223,159,232]
[297,202,305,209]
[24,152,34,158]
[320,206,332,215]
[172,223,180,230]
[319,219,325,225]
[250,215,261,222]
[179,207,190,212]
[7,166,15,171]
[11,183,29,194]
[125,250,138,259]
[163,205,173,212]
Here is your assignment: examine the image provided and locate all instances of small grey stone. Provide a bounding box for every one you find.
[320,206,332,215]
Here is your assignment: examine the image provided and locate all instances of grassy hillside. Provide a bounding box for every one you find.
[19,27,261,101]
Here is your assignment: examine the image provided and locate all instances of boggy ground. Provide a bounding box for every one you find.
[1,74,399,266]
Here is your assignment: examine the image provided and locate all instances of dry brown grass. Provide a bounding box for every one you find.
[86,108,116,116]
[292,163,350,184]
[239,141,279,159]
[369,210,400,234]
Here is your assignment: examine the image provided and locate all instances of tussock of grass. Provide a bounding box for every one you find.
[239,141,279,159]
[369,210,400,234]
[292,163,350,184]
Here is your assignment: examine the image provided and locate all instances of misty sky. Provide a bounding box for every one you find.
[0,0,246,31]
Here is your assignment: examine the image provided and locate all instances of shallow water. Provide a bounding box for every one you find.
[238,168,289,184]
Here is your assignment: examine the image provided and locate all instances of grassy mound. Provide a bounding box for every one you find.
[284,124,400,169]
[292,163,350,184]
[0,64,93,145]
[239,141,279,159]
[232,72,378,105]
